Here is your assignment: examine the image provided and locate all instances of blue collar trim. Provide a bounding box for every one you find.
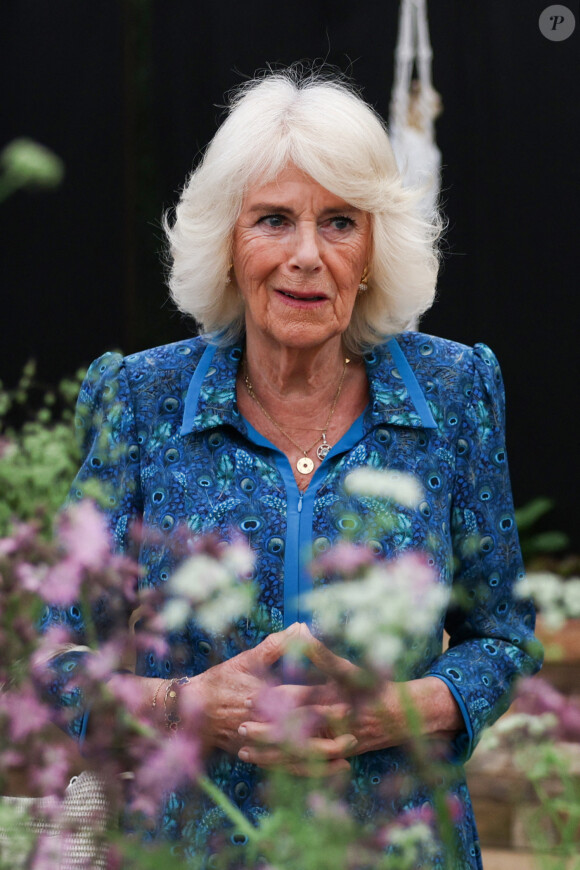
[386,337,437,428]
[180,336,437,436]
[180,342,218,436]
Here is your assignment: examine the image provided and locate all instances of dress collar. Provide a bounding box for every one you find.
[180,336,437,437]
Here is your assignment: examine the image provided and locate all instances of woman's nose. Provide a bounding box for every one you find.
[287,222,322,272]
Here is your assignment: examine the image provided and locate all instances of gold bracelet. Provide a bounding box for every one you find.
[151,678,166,709]
[164,676,190,734]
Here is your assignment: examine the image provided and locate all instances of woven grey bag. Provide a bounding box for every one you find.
[0,771,111,869]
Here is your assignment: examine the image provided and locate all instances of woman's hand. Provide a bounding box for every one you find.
[237,624,462,773]
[189,623,307,756]
[237,692,357,776]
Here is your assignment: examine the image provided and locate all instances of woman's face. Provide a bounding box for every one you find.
[232,165,371,352]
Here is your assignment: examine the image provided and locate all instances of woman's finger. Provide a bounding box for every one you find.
[306,732,358,759]
[238,731,358,766]
[245,681,341,714]
[297,624,361,681]
[240,622,303,671]
[240,702,351,739]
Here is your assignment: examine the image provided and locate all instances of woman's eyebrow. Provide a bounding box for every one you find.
[246,203,294,215]
[245,203,361,216]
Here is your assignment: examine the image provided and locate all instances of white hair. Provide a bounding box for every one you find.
[164,67,442,353]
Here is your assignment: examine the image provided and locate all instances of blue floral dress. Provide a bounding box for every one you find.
[44,332,542,868]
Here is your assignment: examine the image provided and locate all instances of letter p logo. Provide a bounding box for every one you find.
[539,5,576,40]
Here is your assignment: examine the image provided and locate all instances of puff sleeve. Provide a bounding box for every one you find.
[40,352,143,739]
[426,344,543,760]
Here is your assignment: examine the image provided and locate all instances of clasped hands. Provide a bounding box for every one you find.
[194,622,409,777]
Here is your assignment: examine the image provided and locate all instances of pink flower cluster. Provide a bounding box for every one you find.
[0,501,204,836]
[516,677,580,742]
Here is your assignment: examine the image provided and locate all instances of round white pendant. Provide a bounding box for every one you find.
[317,443,330,461]
[297,456,315,475]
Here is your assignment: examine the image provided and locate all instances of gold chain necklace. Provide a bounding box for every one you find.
[244,357,349,475]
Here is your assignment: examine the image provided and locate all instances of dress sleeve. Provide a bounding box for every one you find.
[40,352,143,740]
[425,343,543,761]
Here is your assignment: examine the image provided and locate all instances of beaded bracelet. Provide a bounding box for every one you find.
[164,676,190,734]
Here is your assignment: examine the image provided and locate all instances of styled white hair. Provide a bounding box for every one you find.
[164,66,442,353]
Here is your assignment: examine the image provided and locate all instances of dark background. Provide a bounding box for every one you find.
[1,1,578,548]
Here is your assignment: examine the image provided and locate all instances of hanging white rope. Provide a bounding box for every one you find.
[389,0,442,221]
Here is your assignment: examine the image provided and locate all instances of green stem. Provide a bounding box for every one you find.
[198,775,258,842]
[395,681,423,738]
[395,682,460,865]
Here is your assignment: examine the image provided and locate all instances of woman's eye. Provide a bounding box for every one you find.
[259,214,287,228]
[328,216,355,231]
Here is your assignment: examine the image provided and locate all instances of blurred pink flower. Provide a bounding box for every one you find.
[392,551,439,603]
[308,790,350,820]
[253,682,321,745]
[0,748,25,768]
[311,542,376,578]
[58,500,112,571]
[30,832,65,870]
[85,640,124,682]
[517,677,580,742]
[446,793,464,823]
[0,683,52,741]
[16,560,47,593]
[130,732,202,817]
[39,557,83,606]
[0,521,38,556]
[108,552,141,603]
[104,844,124,869]
[398,802,435,828]
[108,672,148,716]
[30,744,71,795]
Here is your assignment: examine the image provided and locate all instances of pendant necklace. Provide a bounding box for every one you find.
[244,356,349,475]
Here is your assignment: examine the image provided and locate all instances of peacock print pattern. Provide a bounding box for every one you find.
[43,332,542,868]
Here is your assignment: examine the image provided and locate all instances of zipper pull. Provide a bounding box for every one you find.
[297,492,303,513]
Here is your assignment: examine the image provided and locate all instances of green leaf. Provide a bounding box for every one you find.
[515,497,555,531]
[522,530,570,555]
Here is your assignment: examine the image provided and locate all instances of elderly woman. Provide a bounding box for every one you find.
[52,69,541,867]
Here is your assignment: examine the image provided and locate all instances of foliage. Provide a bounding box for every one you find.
[0,139,64,204]
[480,571,580,868]
[515,497,570,563]
[0,361,84,537]
[479,700,580,869]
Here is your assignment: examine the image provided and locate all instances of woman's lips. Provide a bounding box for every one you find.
[275,288,328,306]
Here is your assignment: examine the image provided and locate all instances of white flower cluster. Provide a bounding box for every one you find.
[304,554,448,671]
[516,572,580,631]
[479,711,558,752]
[385,821,438,863]
[344,468,423,508]
[162,544,256,634]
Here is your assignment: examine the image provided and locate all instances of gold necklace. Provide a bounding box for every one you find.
[244,357,349,475]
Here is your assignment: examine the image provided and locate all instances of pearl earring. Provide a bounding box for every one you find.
[358,265,369,293]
